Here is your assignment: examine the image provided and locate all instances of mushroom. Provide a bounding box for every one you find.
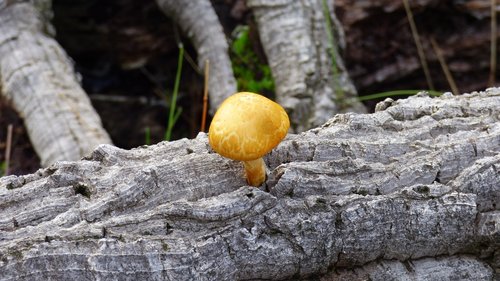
[208,92,290,186]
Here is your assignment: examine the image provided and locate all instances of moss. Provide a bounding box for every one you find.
[230,25,275,94]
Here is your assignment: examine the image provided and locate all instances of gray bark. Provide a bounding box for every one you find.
[0,88,499,280]
[247,0,367,132]
[320,256,496,281]
[155,0,237,112]
[0,0,112,167]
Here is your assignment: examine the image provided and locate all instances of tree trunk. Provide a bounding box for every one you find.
[0,88,499,280]
[247,0,367,132]
[0,1,112,167]
[156,0,237,112]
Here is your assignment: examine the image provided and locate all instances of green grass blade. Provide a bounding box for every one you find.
[357,90,442,101]
[165,45,184,141]
[144,127,151,145]
[322,0,344,104]
[173,107,183,125]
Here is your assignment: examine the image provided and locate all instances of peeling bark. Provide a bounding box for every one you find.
[155,0,237,112]
[0,88,499,280]
[247,0,366,132]
[0,0,112,167]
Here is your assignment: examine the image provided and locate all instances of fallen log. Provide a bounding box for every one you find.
[0,88,499,280]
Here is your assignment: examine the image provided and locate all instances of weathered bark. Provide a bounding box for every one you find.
[247,0,366,132]
[0,0,112,167]
[156,0,237,112]
[320,256,496,281]
[0,88,499,280]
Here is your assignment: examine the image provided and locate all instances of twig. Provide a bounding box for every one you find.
[172,22,202,76]
[201,59,210,132]
[183,50,203,75]
[403,0,435,90]
[5,124,13,176]
[488,0,497,87]
[430,37,459,95]
[139,67,166,94]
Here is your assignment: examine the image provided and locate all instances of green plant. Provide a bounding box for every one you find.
[322,0,344,105]
[357,89,442,102]
[164,45,184,141]
[0,161,6,177]
[144,126,151,145]
[230,26,274,93]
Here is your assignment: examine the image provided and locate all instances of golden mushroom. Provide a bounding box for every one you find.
[208,92,290,186]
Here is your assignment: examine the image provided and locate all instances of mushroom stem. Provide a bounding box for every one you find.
[243,158,266,186]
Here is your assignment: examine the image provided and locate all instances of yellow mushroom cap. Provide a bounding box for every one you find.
[208,92,290,161]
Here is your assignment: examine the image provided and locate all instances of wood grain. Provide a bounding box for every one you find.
[0,88,499,280]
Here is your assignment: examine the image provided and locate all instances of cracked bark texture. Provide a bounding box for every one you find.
[0,88,499,280]
[247,0,366,132]
[0,0,112,167]
[155,0,237,112]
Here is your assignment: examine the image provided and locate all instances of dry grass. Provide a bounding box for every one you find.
[430,37,459,95]
[402,0,435,91]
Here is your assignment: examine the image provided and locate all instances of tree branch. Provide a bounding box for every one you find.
[155,0,237,112]
[0,1,112,167]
